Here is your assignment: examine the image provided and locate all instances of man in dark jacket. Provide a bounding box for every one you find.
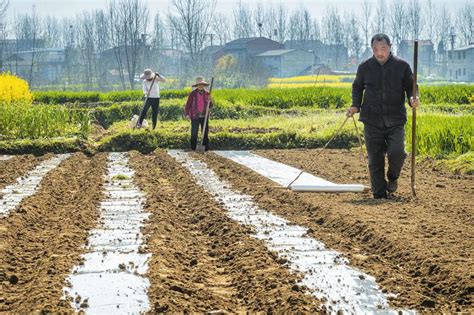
[347,33,419,198]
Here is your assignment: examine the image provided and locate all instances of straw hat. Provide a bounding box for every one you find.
[140,69,156,80]
[192,76,210,87]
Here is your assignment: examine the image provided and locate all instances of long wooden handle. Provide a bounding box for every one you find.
[201,77,214,145]
[411,40,418,197]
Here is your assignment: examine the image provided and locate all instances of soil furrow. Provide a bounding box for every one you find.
[0,155,45,197]
[0,153,107,313]
[196,149,473,313]
[129,150,323,313]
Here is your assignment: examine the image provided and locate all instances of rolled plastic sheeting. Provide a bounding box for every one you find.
[290,184,366,192]
[215,150,366,193]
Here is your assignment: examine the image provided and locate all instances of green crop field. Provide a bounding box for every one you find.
[1,84,472,173]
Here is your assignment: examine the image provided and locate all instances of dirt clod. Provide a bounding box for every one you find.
[8,275,18,285]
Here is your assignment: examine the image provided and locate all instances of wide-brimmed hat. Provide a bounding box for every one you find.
[192,76,210,87]
[140,69,155,80]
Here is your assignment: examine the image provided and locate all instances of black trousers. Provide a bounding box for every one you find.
[138,97,160,129]
[190,117,209,151]
[364,124,407,198]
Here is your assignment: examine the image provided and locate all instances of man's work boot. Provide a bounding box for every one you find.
[387,179,398,193]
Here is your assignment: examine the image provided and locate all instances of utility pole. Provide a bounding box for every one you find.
[0,23,4,71]
[66,24,73,86]
[449,27,456,81]
[257,22,263,38]
[207,33,214,47]
[141,33,148,73]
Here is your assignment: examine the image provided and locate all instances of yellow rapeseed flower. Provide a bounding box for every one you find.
[268,75,354,84]
[0,73,33,105]
[268,82,352,88]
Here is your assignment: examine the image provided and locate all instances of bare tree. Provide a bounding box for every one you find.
[434,4,452,76]
[389,1,407,53]
[361,0,372,48]
[261,5,278,40]
[288,7,312,43]
[254,2,265,37]
[372,0,387,34]
[43,16,61,47]
[168,0,215,59]
[60,18,76,48]
[0,0,7,20]
[108,2,126,89]
[60,19,76,86]
[149,12,168,77]
[344,12,363,63]
[94,10,110,88]
[456,2,473,46]
[76,12,97,89]
[275,3,287,43]
[312,18,320,41]
[15,9,42,86]
[425,0,437,45]
[407,0,423,40]
[212,13,232,45]
[436,5,452,47]
[0,0,9,71]
[151,12,166,49]
[108,0,149,89]
[322,6,344,45]
[232,0,254,38]
[94,10,110,52]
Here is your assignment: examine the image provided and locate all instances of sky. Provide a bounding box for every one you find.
[8,0,465,21]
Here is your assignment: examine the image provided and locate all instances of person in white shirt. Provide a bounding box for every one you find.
[137,68,166,129]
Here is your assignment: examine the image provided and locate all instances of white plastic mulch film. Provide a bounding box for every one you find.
[0,155,13,161]
[215,151,365,192]
[169,150,414,314]
[0,154,71,216]
[63,152,151,314]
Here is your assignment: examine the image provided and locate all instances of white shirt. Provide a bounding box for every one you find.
[143,74,166,98]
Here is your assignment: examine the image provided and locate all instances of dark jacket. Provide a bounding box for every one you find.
[352,54,414,127]
[184,89,213,120]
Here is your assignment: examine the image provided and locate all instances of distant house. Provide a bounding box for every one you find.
[199,45,225,64]
[99,45,135,71]
[304,64,334,76]
[223,37,284,59]
[3,48,65,82]
[99,46,185,78]
[256,49,314,77]
[150,48,184,77]
[398,40,435,76]
[0,39,46,55]
[449,44,474,81]
[101,69,131,85]
[284,39,348,70]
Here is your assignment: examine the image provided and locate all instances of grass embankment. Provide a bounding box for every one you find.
[99,110,472,165]
[3,82,473,173]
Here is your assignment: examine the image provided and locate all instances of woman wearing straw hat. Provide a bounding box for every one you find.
[184,77,213,151]
[137,68,166,130]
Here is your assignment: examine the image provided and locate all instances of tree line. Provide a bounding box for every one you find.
[0,0,472,89]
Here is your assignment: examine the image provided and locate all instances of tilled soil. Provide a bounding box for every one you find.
[0,154,48,197]
[129,150,323,313]
[197,149,473,313]
[1,149,470,313]
[0,153,107,313]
